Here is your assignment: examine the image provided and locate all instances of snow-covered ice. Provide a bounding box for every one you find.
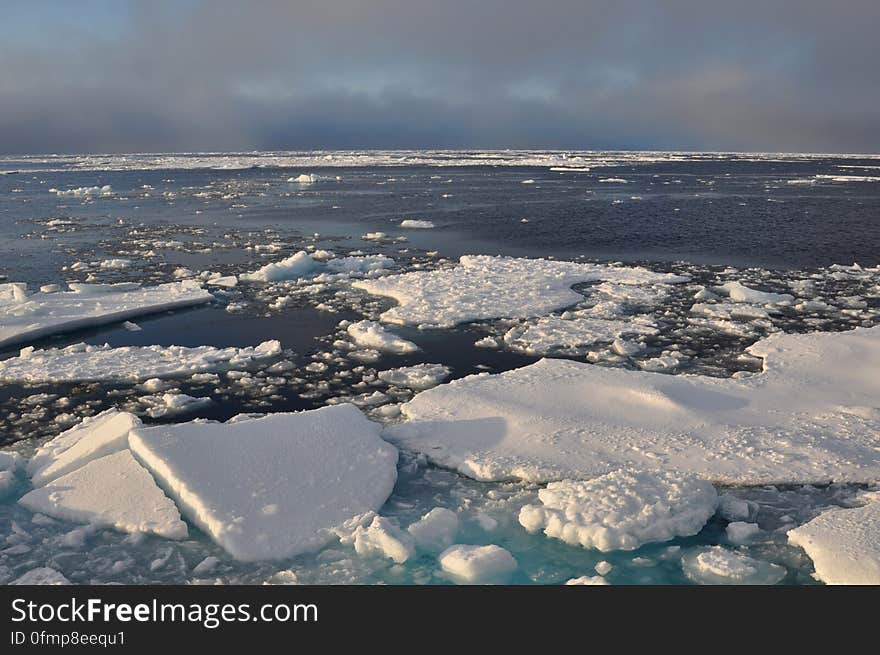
[240,251,321,282]
[351,515,414,564]
[377,364,450,390]
[0,280,213,349]
[388,326,880,484]
[787,499,880,585]
[565,575,609,585]
[400,220,435,229]
[128,405,398,561]
[27,409,140,486]
[352,255,687,328]
[716,281,794,305]
[0,340,281,382]
[19,450,188,539]
[438,544,517,584]
[681,547,786,585]
[407,507,459,553]
[11,567,70,585]
[518,469,717,551]
[503,316,658,355]
[346,320,419,354]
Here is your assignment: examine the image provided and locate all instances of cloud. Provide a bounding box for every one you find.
[1,0,878,153]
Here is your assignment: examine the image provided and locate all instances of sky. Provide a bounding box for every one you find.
[1,0,878,154]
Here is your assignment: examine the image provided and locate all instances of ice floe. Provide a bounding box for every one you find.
[352,255,687,328]
[0,280,213,349]
[438,544,517,584]
[351,515,414,564]
[377,364,451,390]
[400,220,435,229]
[11,567,70,585]
[128,405,398,561]
[387,326,880,484]
[565,575,609,585]
[346,320,419,354]
[518,470,717,551]
[787,499,880,584]
[0,340,281,382]
[19,450,187,539]
[502,316,658,355]
[681,547,786,585]
[240,251,394,283]
[407,507,459,553]
[27,409,140,486]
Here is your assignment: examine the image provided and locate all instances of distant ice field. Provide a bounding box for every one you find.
[0,151,878,586]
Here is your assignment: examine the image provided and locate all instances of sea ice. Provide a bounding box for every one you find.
[346,320,419,354]
[352,515,415,564]
[681,547,786,585]
[787,500,880,585]
[407,507,459,552]
[352,255,687,328]
[518,469,717,551]
[11,567,70,585]
[128,405,398,561]
[240,251,320,282]
[565,576,609,585]
[400,220,435,229]
[387,326,880,484]
[377,364,451,390]
[28,409,140,486]
[438,544,517,584]
[0,280,212,349]
[502,316,658,355]
[0,340,281,382]
[19,450,188,539]
[716,281,794,305]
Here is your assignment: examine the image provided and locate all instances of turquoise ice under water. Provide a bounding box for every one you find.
[1,151,879,584]
[0,449,863,585]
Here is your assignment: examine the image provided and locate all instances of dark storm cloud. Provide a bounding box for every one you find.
[1,0,878,153]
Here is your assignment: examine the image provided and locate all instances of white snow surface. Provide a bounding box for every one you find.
[787,500,880,585]
[438,544,517,584]
[352,255,687,328]
[0,340,281,382]
[518,469,717,551]
[0,280,212,349]
[28,409,141,486]
[387,326,880,484]
[128,405,398,561]
[346,320,419,354]
[19,450,188,539]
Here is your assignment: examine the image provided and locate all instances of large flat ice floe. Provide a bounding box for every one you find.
[0,280,213,349]
[352,255,687,328]
[128,405,398,561]
[387,326,880,485]
[19,450,187,539]
[0,340,281,382]
[787,498,880,585]
[518,469,717,551]
[27,409,140,486]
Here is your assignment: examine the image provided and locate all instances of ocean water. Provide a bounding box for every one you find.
[0,151,878,585]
